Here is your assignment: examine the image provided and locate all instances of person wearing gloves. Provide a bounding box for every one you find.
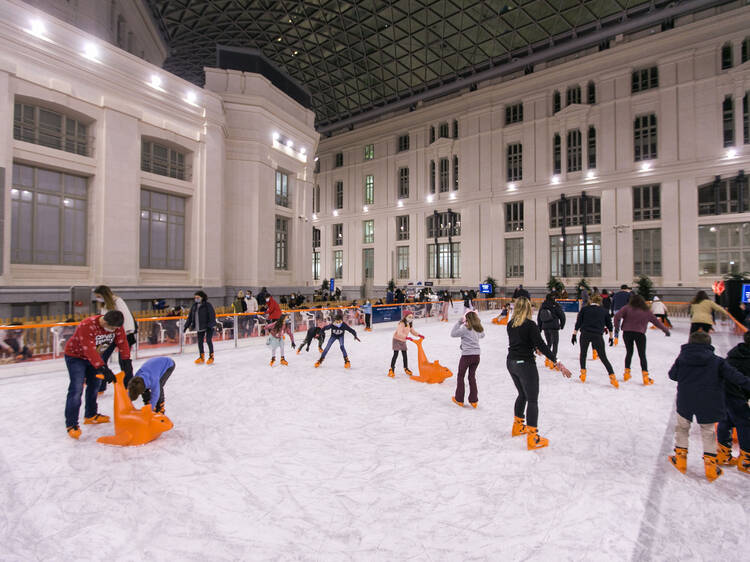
[267,314,296,366]
[388,312,423,377]
[650,296,670,328]
[63,310,132,439]
[572,294,618,388]
[689,290,732,334]
[613,294,670,385]
[450,310,485,408]
[127,356,175,414]
[537,293,566,370]
[506,297,572,450]
[94,285,137,391]
[185,290,217,365]
[315,313,360,368]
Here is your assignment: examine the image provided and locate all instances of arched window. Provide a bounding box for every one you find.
[566,85,581,106]
[553,91,561,114]
[587,81,596,104]
[721,42,733,70]
[553,134,561,174]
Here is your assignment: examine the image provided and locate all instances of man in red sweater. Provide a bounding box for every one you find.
[64,310,132,439]
[265,292,282,322]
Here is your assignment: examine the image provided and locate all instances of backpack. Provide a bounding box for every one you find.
[539,307,553,323]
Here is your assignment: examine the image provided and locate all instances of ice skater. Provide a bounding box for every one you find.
[613,294,670,385]
[94,285,137,391]
[185,290,217,365]
[537,293,566,370]
[719,331,750,473]
[360,300,373,331]
[127,356,175,414]
[439,290,453,322]
[667,331,750,481]
[315,313,360,368]
[571,294,618,388]
[267,314,295,366]
[493,302,511,325]
[688,290,732,334]
[506,298,571,449]
[450,310,485,408]
[388,312,423,377]
[650,296,671,328]
[297,319,326,354]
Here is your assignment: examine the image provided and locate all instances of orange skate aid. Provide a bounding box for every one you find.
[97,371,173,447]
[408,337,453,384]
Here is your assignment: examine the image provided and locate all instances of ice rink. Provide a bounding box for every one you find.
[0,309,748,561]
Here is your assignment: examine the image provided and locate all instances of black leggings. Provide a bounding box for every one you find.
[197,328,214,355]
[391,349,408,370]
[623,331,647,371]
[579,333,614,374]
[543,329,559,357]
[507,357,540,427]
[690,322,712,333]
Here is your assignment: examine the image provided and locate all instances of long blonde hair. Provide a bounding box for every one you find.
[464,311,484,333]
[510,297,533,328]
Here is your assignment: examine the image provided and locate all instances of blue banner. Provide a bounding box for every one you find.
[373,305,402,324]
[329,279,335,293]
[558,299,580,313]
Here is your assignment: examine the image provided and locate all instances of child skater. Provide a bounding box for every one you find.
[439,290,453,322]
[667,330,750,481]
[450,310,485,408]
[650,296,671,328]
[571,294,618,388]
[267,314,295,366]
[315,313,360,368]
[388,312,423,377]
[360,300,373,331]
[127,356,175,414]
[493,302,511,325]
[506,297,572,450]
[298,319,326,354]
[719,330,750,473]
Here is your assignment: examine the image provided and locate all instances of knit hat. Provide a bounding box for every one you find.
[653,296,660,301]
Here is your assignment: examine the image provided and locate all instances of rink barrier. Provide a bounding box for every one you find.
[1,298,744,366]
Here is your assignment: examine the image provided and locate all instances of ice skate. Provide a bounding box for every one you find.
[512,416,527,436]
[207,353,214,365]
[469,402,477,409]
[67,425,81,439]
[579,369,587,382]
[623,368,631,382]
[387,368,395,378]
[296,347,302,354]
[194,354,204,364]
[703,453,723,482]
[270,357,275,366]
[592,349,598,360]
[642,371,654,385]
[544,358,553,369]
[609,374,619,389]
[314,358,323,368]
[669,447,687,474]
[526,427,549,450]
[738,450,750,473]
[84,413,110,424]
[344,358,351,368]
[404,368,413,376]
[451,397,464,407]
[716,443,737,466]
[280,357,288,366]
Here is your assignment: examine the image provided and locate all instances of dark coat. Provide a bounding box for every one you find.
[725,343,750,400]
[574,304,613,335]
[668,343,750,423]
[513,288,530,299]
[185,301,216,332]
[537,299,566,331]
[612,290,631,312]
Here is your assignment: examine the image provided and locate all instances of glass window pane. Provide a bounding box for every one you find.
[37,169,61,192]
[64,174,87,196]
[13,164,34,187]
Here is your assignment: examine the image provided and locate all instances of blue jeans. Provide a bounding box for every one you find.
[64,356,101,428]
[320,336,347,360]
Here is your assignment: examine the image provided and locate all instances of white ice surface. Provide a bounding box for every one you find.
[0,310,748,561]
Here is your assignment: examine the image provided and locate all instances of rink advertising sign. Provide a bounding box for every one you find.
[557,299,580,313]
[479,283,492,294]
[373,306,402,324]
[742,284,750,303]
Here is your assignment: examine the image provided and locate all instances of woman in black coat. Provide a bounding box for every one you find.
[185,290,217,364]
[537,293,566,369]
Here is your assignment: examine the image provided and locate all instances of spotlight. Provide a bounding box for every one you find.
[586,170,596,179]
[82,42,99,60]
[186,91,197,104]
[727,148,738,159]
[551,175,560,184]
[640,162,652,171]
[150,75,162,89]
[28,19,46,38]
[286,139,293,148]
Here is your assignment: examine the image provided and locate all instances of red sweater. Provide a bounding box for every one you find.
[64,315,130,368]
[266,297,282,321]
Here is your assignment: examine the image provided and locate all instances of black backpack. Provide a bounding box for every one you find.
[539,307,553,323]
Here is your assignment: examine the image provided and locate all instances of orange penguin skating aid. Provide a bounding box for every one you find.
[407,336,453,384]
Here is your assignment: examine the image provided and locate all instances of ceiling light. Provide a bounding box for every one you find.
[28,19,46,38]
[314,156,319,162]
[277,37,282,42]
[559,237,564,241]
[640,162,651,171]
[286,139,293,148]
[586,170,596,179]
[709,226,717,232]
[726,148,738,158]
[293,50,298,56]
[551,175,560,184]
[149,75,162,89]
[82,42,99,60]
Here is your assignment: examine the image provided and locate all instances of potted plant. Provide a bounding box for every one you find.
[635,275,654,301]
[483,276,498,298]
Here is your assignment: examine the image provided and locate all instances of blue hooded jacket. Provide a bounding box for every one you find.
[134,356,175,410]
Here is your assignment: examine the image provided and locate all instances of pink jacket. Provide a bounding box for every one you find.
[614,305,668,336]
[393,322,421,342]
[268,322,295,345]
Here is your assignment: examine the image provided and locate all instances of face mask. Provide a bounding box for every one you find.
[195,298,201,303]
[95,296,104,303]
[333,322,342,327]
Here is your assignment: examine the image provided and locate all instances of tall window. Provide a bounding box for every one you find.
[743,37,750,63]
[567,129,582,172]
[139,189,185,270]
[587,81,596,105]
[553,134,561,175]
[452,119,459,139]
[426,211,461,238]
[566,85,581,106]
[723,95,735,148]
[439,158,449,192]
[633,184,661,221]
[633,228,662,276]
[453,156,459,191]
[312,251,320,280]
[698,175,749,216]
[505,202,524,232]
[141,140,188,180]
[430,126,435,143]
[312,227,321,248]
[398,167,409,199]
[550,233,602,277]
[333,223,343,246]
[507,143,523,182]
[505,238,524,278]
[438,122,449,138]
[506,102,523,125]
[335,181,343,209]
[721,42,733,70]
[364,175,374,205]
[553,90,561,113]
[587,126,597,169]
[745,93,749,145]
[333,250,343,279]
[13,102,90,156]
[335,152,343,167]
[634,113,657,161]
[10,163,87,265]
[397,246,409,279]
[363,220,374,244]
[314,159,320,174]
[699,222,750,275]
[397,215,410,241]
[427,242,461,279]
[313,184,320,213]
[430,160,436,193]
[549,196,601,228]
[398,134,410,152]
[364,144,374,160]
[274,216,288,270]
[632,66,659,93]
[275,170,289,207]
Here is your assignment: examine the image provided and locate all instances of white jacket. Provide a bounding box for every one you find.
[102,296,135,334]
[650,301,667,315]
[245,296,258,313]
